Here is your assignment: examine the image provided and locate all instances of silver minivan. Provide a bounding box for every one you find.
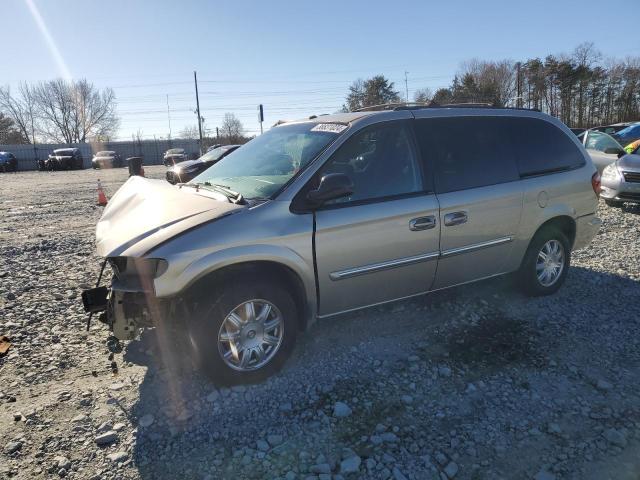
[82,106,602,384]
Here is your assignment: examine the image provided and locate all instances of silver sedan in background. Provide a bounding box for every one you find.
[601,152,640,207]
[579,129,626,173]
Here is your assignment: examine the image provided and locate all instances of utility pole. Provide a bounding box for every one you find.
[516,62,522,108]
[166,94,172,138]
[194,71,203,155]
[404,71,409,103]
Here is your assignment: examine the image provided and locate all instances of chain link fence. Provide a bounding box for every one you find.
[0,139,201,171]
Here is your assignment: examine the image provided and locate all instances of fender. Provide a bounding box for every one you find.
[153,243,317,319]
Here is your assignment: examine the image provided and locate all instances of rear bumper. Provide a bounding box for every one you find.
[573,213,602,251]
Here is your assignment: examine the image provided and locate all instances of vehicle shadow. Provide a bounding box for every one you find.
[124,264,639,479]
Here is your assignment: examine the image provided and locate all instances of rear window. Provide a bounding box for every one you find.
[508,117,585,177]
[414,116,519,193]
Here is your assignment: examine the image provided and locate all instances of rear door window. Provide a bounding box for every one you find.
[414,116,519,193]
[508,117,585,177]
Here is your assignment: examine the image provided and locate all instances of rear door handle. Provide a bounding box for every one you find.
[444,211,468,226]
[409,215,436,231]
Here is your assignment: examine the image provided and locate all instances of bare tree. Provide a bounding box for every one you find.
[413,88,433,103]
[179,125,200,139]
[220,113,245,143]
[0,83,37,143]
[2,78,120,144]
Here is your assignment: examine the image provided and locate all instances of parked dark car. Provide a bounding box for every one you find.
[163,148,189,166]
[166,145,240,184]
[591,122,636,135]
[92,151,123,169]
[613,123,640,149]
[40,148,84,171]
[0,151,18,172]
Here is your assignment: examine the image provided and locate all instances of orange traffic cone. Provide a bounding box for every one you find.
[97,179,108,206]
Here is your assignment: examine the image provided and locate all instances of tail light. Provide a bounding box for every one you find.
[591,172,601,198]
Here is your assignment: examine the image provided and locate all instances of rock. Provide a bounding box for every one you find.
[534,470,556,480]
[206,390,220,402]
[267,434,283,446]
[106,451,128,463]
[285,472,296,480]
[392,467,408,480]
[381,432,399,442]
[54,456,71,470]
[95,431,118,446]
[438,366,452,377]
[310,464,331,474]
[279,402,292,412]
[4,441,22,454]
[333,402,352,418]
[109,382,125,391]
[256,439,270,452]
[401,395,413,405]
[340,455,361,474]
[547,422,562,435]
[5,292,16,301]
[139,414,154,428]
[603,428,627,447]
[71,414,88,423]
[444,461,459,478]
[596,379,613,391]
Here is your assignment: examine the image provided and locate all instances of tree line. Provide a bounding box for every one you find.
[0,79,118,144]
[344,43,640,128]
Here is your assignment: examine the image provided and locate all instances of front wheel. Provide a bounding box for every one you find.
[517,227,570,296]
[189,277,298,385]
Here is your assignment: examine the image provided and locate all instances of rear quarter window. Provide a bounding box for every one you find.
[509,117,585,177]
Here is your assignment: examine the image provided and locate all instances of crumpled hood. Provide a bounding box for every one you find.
[96,176,243,257]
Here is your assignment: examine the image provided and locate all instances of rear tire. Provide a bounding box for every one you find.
[188,276,298,385]
[605,199,623,208]
[517,226,570,297]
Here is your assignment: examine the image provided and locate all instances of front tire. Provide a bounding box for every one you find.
[605,199,623,208]
[517,227,570,297]
[189,277,298,385]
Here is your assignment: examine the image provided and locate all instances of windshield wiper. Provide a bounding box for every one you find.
[202,182,246,205]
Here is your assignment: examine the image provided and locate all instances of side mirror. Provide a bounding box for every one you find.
[604,147,626,157]
[306,173,354,207]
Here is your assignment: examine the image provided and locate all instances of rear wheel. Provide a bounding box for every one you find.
[517,227,570,296]
[188,277,297,385]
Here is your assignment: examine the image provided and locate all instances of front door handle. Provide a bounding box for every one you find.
[444,211,468,226]
[409,215,436,231]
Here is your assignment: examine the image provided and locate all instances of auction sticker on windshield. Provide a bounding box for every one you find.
[311,123,348,133]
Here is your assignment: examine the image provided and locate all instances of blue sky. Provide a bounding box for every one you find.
[3,0,638,140]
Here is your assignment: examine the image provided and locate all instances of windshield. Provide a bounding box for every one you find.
[583,131,622,152]
[166,148,184,154]
[191,122,344,199]
[199,146,233,162]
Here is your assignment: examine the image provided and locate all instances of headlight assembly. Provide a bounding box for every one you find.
[601,164,620,182]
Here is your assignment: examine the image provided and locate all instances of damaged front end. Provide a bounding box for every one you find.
[81,257,171,340]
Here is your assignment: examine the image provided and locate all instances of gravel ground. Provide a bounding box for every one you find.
[1,166,640,480]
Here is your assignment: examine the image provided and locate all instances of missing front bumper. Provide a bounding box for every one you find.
[81,286,162,341]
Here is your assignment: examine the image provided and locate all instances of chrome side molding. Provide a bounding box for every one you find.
[329,251,440,281]
[330,236,513,281]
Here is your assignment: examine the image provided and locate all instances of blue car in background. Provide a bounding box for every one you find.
[0,151,18,172]
[614,122,640,149]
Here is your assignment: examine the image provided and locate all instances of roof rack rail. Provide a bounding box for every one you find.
[353,102,540,113]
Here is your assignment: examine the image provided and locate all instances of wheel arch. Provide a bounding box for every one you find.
[533,215,577,249]
[181,258,314,332]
